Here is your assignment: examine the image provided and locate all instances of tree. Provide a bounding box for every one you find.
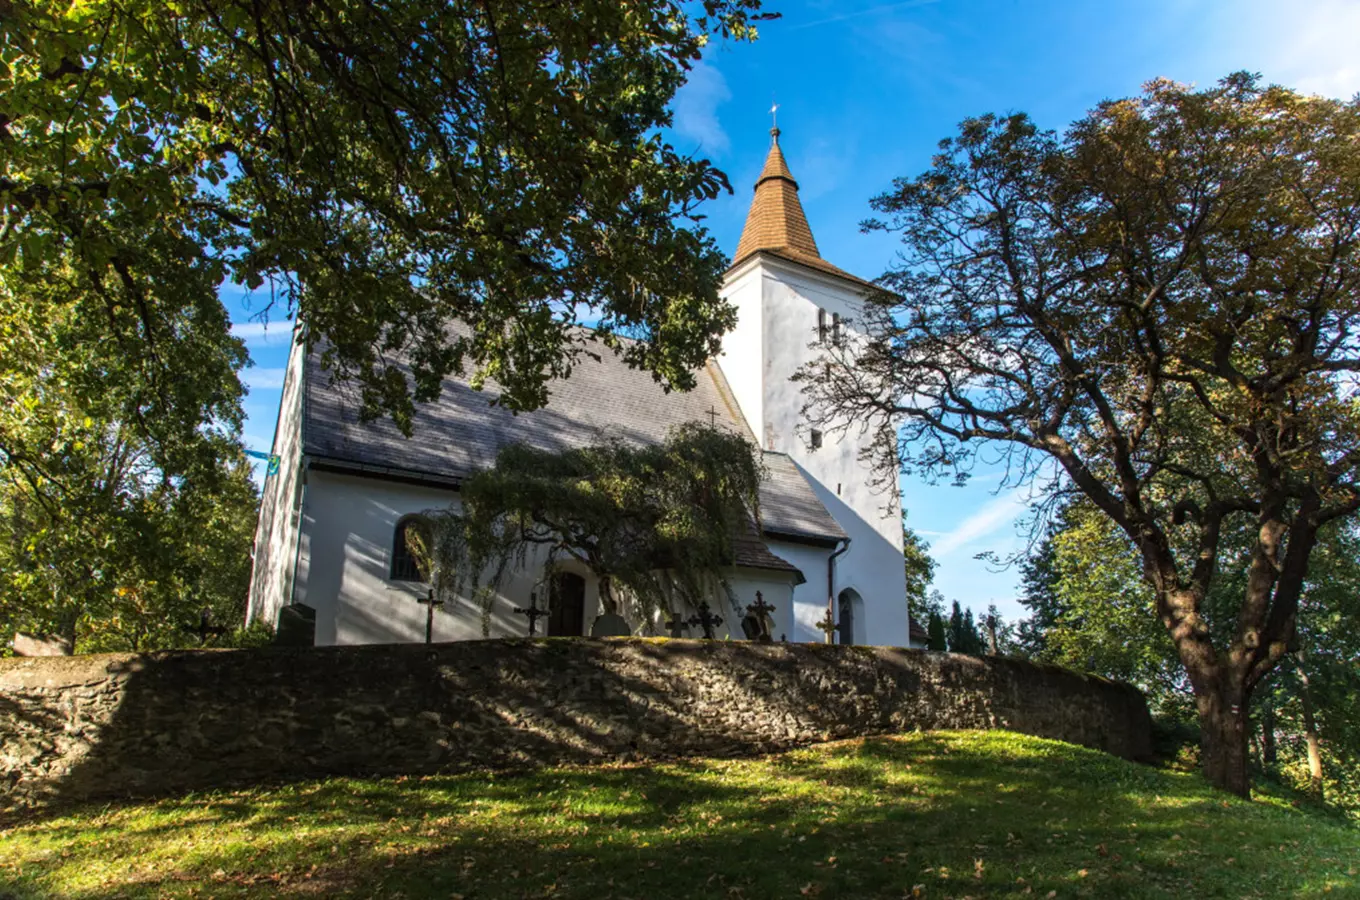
[923,590,948,651]
[3,0,771,430]
[902,516,937,627]
[946,600,985,655]
[1021,499,1360,812]
[415,424,764,631]
[0,286,257,652]
[801,75,1360,795]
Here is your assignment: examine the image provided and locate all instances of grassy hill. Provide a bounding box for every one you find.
[1,731,1355,899]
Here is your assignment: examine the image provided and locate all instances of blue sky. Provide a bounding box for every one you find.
[227,0,1360,622]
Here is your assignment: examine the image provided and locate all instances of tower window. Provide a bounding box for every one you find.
[832,312,843,346]
[817,309,829,344]
[810,429,823,450]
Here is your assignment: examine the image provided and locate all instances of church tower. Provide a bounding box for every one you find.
[718,126,908,647]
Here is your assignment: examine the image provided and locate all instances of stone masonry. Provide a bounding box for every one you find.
[0,639,1153,808]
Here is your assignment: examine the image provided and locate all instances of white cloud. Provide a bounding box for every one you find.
[243,367,288,390]
[672,61,732,155]
[231,321,295,346]
[1227,0,1360,99]
[929,490,1030,558]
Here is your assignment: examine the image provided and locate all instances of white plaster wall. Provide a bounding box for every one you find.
[720,255,910,647]
[246,329,307,629]
[294,471,804,647]
[296,471,608,645]
[717,260,766,440]
[721,570,797,642]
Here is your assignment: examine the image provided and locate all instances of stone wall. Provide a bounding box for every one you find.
[0,639,1152,808]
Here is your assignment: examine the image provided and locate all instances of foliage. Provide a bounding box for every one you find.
[1021,499,1360,816]
[4,731,1358,898]
[802,74,1360,795]
[414,424,764,631]
[0,259,256,653]
[946,599,986,655]
[901,515,936,627]
[2,0,772,431]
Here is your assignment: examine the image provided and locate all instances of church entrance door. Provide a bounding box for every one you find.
[548,572,587,637]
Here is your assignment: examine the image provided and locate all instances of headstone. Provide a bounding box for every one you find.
[275,603,317,647]
[589,613,632,638]
[11,632,73,657]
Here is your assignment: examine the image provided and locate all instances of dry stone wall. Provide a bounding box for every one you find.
[0,639,1152,808]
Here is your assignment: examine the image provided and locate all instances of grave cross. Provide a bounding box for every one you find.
[417,589,445,644]
[814,608,837,644]
[513,591,549,637]
[745,591,776,642]
[185,608,228,646]
[688,601,723,640]
[664,610,690,639]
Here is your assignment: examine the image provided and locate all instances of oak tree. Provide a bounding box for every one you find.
[2,0,771,428]
[802,75,1360,795]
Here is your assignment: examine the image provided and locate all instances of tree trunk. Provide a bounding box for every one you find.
[1294,657,1325,799]
[1197,685,1252,797]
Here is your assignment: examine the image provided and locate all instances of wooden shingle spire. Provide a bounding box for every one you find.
[734,127,821,262]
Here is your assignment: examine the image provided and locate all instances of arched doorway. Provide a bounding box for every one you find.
[837,588,863,645]
[548,572,587,637]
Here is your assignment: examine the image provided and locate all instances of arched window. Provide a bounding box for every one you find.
[390,516,431,582]
[837,588,864,645]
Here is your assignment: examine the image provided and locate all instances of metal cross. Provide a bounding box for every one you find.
[665,610,690,639]
[706,405,720,428]
[814,608,838,644]
[418,589,445,644]
[186,608,227,646]
[513,591,549,637]
[745,591,776,642]
[688,601,724,640]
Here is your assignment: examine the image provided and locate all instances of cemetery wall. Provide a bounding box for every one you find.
[0,639,1152,808]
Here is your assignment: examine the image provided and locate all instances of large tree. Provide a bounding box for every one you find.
[801,75,1360,795]
[2,0,770,428]
[0,283,257,652]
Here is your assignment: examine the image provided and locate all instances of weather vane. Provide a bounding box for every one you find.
[769,101,780,129]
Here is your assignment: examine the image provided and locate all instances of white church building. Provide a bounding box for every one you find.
[248,127,924,648]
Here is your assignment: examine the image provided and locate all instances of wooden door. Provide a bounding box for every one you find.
[548,572,586,637]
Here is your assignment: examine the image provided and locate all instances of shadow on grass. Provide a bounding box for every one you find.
[5,734,1354,900]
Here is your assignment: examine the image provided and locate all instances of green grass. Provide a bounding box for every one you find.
[2,731,1356,899]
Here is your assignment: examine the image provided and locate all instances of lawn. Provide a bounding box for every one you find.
[1,731,1356,899]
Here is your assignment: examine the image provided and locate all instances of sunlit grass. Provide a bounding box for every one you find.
[2,731,1356,898]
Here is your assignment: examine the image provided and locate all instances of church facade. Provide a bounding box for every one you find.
[247,127,923,648]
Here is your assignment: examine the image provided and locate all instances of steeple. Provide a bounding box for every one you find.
[734,127,821,262]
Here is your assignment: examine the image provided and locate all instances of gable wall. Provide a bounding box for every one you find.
[246,330,308,630]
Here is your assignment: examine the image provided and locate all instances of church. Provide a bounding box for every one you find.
[247,127,923,648]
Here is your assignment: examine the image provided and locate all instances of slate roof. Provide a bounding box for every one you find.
[302,329,847,576]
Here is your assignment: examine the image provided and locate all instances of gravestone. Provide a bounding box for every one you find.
[590,613,632,638]
[275,603,317,647]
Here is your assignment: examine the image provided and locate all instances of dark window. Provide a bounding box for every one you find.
[390,517,430,581]
[810,429,823,450]
[818,308,829,344]
[832,312,843,346]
